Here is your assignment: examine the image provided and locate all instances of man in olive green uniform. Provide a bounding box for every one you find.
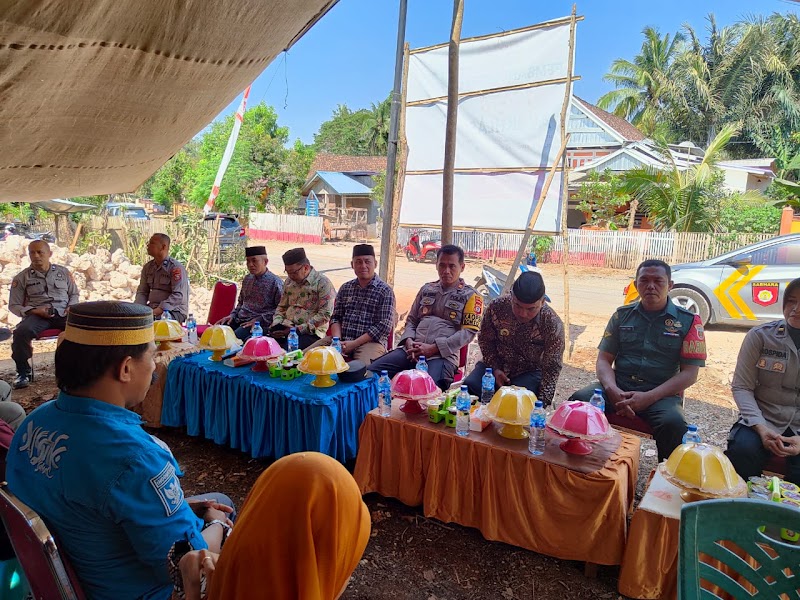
[9,240,80,388]
[135,233,189,323]
[368,245,482,390]
[570,259,707,460]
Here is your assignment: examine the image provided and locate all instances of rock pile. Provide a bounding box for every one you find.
[0,237,212,328]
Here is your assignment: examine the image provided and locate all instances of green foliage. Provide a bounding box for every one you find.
[152,142,198,209]
[718,194,782,234]
[529,236,554,257]
[263,139,316,213]
[74,229,112,255]
[313,99,391,156]
[601,13,800,151]
[371,170,387,209]
[0,202,33,223]
[574,170,632,229]
[622,124,738,232]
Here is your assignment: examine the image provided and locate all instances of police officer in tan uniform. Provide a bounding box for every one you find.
[368,244,482,390]
[9,240,80,388]
[134,233,189,323]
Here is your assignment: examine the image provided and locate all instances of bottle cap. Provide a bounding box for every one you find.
[486,368,493,373]
[688,424,698,431]
[381,370,388,376]
[594,388,603,394]
[461,385,468,392]
[535,400,543,408]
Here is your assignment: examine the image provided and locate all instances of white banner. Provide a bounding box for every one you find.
[406,84,565,171]
[402,171,563,232]
[406,22,571,102]
[400,18,573,233]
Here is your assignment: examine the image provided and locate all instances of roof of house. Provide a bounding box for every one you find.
[573,97,646,143]
[307,153,386,178]
[303,171,374,196]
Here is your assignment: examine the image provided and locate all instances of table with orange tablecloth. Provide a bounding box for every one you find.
[135,342,202,428]
[618,469,682,599]
[354,402,641,565]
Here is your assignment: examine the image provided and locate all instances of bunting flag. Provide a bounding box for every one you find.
[203,86,252,215]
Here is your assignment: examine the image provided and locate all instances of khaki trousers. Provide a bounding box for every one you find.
[307,336,387,366]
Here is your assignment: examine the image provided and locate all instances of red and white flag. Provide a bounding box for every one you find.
[203,86,251,215]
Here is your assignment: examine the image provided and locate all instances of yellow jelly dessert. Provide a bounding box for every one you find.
[298,347,348,387]
[486,386,537,439]
[661,443,747,500]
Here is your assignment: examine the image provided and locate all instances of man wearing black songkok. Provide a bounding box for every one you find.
[217,246,283,340]
[464,271,565,406]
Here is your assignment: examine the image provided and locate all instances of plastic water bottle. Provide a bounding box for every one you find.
[481,368,495,404]
[589,388,605,412]
[529,400,547,455]
[186,313,197,344]
[456,385,471,437]
[379,370,392,417]
[416,355,428,373]
[287,327,299,352]
[161,311,171,321]
[682,424,701,444]
[331,336,342,354]
[251,321,263,338]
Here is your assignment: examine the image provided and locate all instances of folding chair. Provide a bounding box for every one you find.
[196,281,237,336]
[0,483,85,599]
[678,498,800,599]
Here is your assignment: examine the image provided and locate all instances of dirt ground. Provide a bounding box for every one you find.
[0,241,750,599]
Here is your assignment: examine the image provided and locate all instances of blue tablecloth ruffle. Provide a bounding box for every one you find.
[161,352,378,462]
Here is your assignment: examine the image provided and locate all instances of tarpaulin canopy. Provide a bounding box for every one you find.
[0,0,338,203]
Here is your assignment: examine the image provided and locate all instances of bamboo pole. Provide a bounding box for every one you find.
[501,134,570,295]
[69,223,83,253]
[385,43,411,287]
[561,6,577,360]
[410,14,585,54]
[406,75,582,107]
[379,0,409,281]
[441,0,464,246]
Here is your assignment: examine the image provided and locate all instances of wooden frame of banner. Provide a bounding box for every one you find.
[502,5,578,358]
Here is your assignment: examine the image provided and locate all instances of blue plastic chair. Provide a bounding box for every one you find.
[679,498,800,599]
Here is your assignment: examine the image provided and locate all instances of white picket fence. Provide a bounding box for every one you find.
[249,213,323,244]
[545,230,775,270]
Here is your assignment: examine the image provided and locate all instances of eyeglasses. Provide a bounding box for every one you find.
[285,266,305,276]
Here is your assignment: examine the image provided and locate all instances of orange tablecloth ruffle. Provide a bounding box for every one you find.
[354,402,640,565]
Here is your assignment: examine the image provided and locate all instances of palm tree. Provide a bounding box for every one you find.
[597,27,684,136]
[361,97,391,155]
[621,124,739,232]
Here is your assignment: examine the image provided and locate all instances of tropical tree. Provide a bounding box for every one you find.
[361,96,391,155]
[597,26,684,136]
[313,104,374,155]
[621,124,739,232]
[574,170,632,229]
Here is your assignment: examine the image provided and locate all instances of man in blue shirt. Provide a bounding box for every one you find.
[7,301,232,600]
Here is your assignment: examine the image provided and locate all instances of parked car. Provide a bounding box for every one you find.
[204,212,245,249]
[623,233,800,326]
[105,203,150,220]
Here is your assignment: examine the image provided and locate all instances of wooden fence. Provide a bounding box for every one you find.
[249,213,323,244]
[544,230,775,271]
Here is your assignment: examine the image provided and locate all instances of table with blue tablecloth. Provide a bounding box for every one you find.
[161,352,378,462]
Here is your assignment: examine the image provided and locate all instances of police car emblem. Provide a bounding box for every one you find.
[150,462,184,516]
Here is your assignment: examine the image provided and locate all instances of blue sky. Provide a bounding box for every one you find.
[218,0,797,145]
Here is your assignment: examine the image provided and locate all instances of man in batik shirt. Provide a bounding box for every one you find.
[270,248,335,350]
[464,271,564,406]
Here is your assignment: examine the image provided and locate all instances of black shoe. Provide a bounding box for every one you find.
[12,374,29,389]
[0,328,10,342]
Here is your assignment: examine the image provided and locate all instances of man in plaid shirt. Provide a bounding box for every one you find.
[312,244,395,365]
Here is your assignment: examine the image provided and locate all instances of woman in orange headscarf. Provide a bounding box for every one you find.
[180,451,371,600]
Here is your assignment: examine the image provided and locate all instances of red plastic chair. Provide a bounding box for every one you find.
[764,455,787,477]
[0,483,86,599]
[30,328,64,382]
[197,281,238,336]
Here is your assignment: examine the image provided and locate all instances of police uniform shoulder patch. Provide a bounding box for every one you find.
[680,314,707,360]
[150,462,184,516]
[172,268,182,282]
[11,279,18,288]
[461,293,483,331]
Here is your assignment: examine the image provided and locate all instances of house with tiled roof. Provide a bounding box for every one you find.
[301,153,386,238]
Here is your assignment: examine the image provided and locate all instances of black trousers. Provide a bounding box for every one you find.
[12,314,67,375]
[463,361,542,401]
[277,333,321,351]
[367,348,456,391]
[726,423,800,485]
